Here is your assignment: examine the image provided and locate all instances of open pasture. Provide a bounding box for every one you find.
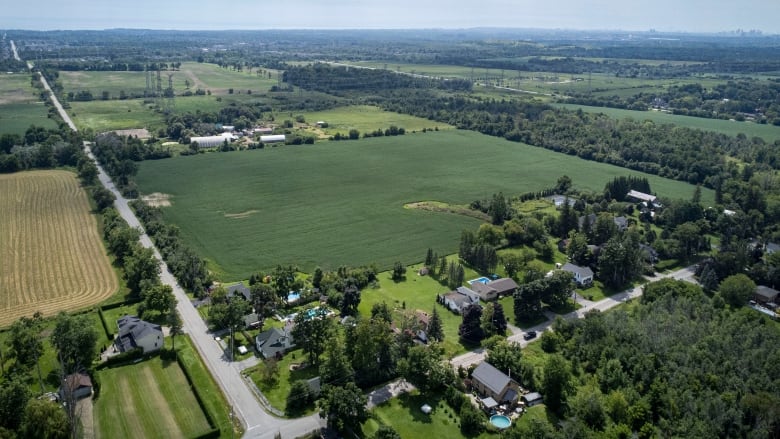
[0,170,117,328]
[135,130,711,280]
[0,73,57,135]
[290,105,453,136]
[93,357,212,439]
[556,103,780,142]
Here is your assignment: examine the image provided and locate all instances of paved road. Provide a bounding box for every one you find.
[17,43,322,438]
[451,265,698,368]
[83,138,323,439]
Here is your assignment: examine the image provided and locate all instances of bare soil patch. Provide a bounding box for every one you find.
[140,192,172,207]
[224,210,258,219]
[111,128,151,139]
[403,201,490,221]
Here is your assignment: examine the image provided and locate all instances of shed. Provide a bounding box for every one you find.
[522,392,544,407]
[59,373,93,401]
[755,286,779,304]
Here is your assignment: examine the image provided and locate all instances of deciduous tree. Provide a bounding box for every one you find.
[319,382,368,434]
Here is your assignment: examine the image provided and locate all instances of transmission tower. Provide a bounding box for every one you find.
[156,69,163,108]
[166,73,175,111]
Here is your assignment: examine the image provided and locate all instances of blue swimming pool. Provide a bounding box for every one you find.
[468,277,490,285]
[287,291,301,302]
[490,415,511,429]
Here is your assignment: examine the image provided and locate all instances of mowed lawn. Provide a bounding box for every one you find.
[135,129,712,280]
[0,170,117,327]
[93,358,212,439]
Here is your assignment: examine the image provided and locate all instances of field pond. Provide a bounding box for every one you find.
[135,129,712,281]
[0,170,117,327]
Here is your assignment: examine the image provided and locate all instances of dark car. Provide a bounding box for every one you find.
[523,331,537,340]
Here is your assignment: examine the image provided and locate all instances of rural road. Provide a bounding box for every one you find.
[451,265,698,369]
[19,44,322,438]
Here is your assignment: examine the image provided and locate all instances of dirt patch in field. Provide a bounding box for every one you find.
[225,209,258,219]
[404,201,490,221]
[112,128,151,139]
[141,192,172,207]
[0,88,34,105]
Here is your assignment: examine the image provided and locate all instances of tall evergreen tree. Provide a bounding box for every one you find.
[459,304,484,343]
[427,307,444,342]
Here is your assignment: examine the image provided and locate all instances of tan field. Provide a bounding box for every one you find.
[0,170,118,327]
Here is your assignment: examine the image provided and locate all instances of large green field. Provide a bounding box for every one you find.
[93,356,212,438]
[135,129,712,280]
[283,105,453,137]
[555,103,780,142]
[0,73,57,135]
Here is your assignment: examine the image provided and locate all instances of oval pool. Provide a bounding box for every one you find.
[490,415,511,429]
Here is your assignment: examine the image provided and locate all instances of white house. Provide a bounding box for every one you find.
[561,263,594,287]
[441,286,480,313]
[116,315,163,354]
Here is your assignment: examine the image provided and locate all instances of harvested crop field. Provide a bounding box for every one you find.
[0,170,117,327]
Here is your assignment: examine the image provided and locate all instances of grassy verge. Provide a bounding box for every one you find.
[175,335,243,438]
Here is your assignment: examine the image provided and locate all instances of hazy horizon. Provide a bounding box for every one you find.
[3,0,779,34]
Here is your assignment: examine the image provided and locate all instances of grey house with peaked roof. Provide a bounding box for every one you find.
[471,362,519,403]
[561,263,594,286]
[116,315,163,354]
[255,327,295,359]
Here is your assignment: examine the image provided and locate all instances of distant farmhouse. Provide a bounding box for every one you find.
[115,315,163,354]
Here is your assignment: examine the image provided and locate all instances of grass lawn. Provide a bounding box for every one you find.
[174,335,243,438]
[0,73,57,136]
[288,105,453,137]
[69,99,165,132]
[364,391,493,439]
[359,259,483,357]
[93,355,212,439]
[135,129,712,281]
[244,347,319,415]
[555,103,780,142]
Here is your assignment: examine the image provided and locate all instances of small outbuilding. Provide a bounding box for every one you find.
[755,286,779,305]
[260,134,286,143]
[421,404,433,414]
[522,392,544,407]
[59,373,93,401]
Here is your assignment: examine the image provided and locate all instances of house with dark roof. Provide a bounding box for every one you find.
[487,278,519,297]
[59,373,93,401]
[441,286,479,314]
[227,282,251,301]
[614,216,628,231]
[755,286,779,305]
[471,362,518,403]
[255,327,295,359]
[578,213,597,231]
[561,263,594,287]
[243,313,262,329]
[115,315,163,354]
[470,282,499,301]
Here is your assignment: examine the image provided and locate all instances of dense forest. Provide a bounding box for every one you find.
[537,279,780,438]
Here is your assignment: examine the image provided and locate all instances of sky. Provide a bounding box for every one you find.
[3,0,779,34]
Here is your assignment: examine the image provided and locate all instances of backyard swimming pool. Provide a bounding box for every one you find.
[468,277,491,285]
[490,415,511,429]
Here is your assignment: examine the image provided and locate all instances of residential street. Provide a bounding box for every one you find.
[451,265,698,369]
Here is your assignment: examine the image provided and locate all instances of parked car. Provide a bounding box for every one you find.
[523,330,537,340]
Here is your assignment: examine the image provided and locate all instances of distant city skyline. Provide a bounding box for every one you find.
[3,0,779,34]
